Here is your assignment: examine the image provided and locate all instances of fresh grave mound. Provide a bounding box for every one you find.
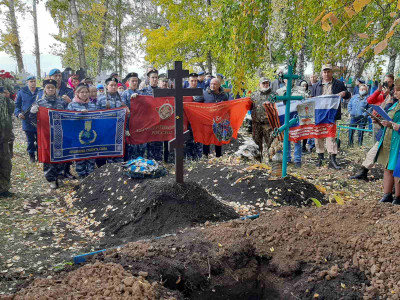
[186,161,327,214]
[73,164,238,247]
[11,262,181,300]
[88,200,389,299]
[10,201,399,299]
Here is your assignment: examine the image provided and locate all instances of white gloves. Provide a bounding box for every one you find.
[30,104,39,114]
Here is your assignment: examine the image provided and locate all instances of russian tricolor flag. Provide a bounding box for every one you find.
[275,95,340,142]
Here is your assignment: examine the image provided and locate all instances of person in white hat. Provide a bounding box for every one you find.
[311,64,351,169]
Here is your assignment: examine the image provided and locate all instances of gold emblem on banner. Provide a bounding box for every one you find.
[79,120,97,144]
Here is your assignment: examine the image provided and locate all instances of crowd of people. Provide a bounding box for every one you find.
[1,64,400,207]
[2,68,235,191]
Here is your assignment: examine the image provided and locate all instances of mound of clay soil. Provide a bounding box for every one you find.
[186,161,327,212]
[73,164,238,247]
[11,262,180,299]
[14,200,398,299]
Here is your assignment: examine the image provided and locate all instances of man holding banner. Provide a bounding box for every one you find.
[311,64,351,169]
[194,78,228,157]
[31,79,68,189]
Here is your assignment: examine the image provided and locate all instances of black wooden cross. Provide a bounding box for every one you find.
[153,61,203,183]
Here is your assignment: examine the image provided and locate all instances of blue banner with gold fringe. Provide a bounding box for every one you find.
[38,107,126,163]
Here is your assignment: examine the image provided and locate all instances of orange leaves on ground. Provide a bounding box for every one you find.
[365,20,373,28]
[357,33,368,39]
[386,30,395,40]
[329,14,340,25]
[344,6,357,18]
[321,21,331,32]
[313,10,326,25]
[353,0,371,13]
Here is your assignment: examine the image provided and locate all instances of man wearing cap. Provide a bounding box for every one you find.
[250,77,274,162]
[30,79,68,189]
[96,84,105,97]
[141,69,159,96]
[158,74,169,89]
[311,64,351,169]
[271,69,285,93]
[14,76,39,162]
[122,72,146,160]
[0,76,16,197]
[198,71,206,89]
[97,76,129,164]
[37,69,74,105]
[138,69,163,161]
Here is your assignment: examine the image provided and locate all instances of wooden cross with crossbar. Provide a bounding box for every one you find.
[153,61,203,183]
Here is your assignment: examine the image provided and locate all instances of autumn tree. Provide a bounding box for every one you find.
[0,0,25,73]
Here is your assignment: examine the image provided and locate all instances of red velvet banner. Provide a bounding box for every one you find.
[183,98,252,146]
[127,95,193,144]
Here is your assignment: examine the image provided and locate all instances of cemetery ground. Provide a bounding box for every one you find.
[0,120,396,299]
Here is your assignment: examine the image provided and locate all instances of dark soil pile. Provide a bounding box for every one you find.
[13,200,399,299]
[73,164,238,247]
[11,262,181,299]
[186,161,327,212]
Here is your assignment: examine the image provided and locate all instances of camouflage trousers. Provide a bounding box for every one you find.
[43,163,65,182]
[252,122,273,159]
[0,139,13,193]
[75,159,95,178]
[147,142,163,161]
[126,143,147,161]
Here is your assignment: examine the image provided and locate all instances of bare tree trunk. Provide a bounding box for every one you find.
[387,47,397,75]
[32,0,41,79]
[97,0,109,75]
[296,44,305,80]
[354,57,366,79]
[207,51,212,74]
[69,0,87,70]
[117,0,122,75]
[9,0,24,73]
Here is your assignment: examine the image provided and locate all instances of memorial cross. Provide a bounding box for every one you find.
[153,61,203,183]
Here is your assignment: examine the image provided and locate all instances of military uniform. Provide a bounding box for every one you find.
[140,85,163,161]
[34,93,67,184]
[0,78,15,196]
[122,88,147,160]
[97,92,125,164]
[250,89,274,161]
[67,100,97,178]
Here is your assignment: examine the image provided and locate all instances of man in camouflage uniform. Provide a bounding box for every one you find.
[0,76,16,197]
[250,77,274,162]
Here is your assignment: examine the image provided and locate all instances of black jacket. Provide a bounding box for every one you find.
[311,78,351,120]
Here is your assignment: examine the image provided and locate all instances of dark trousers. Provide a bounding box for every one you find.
[349,116,366,146]
[203,145,222,157]
[25,131,37,155]
[43,163,65,182]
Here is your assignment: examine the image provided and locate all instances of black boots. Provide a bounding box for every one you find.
[392,197,400,205]
[329,154,341,170]
[350,166,369,180]
[379,193,393,203]
[316,153,324,167]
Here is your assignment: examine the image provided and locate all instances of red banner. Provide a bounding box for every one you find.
[289,123,337,142]
[127,95,193,144]
[37,107,51,163]
[183,98,252,146]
